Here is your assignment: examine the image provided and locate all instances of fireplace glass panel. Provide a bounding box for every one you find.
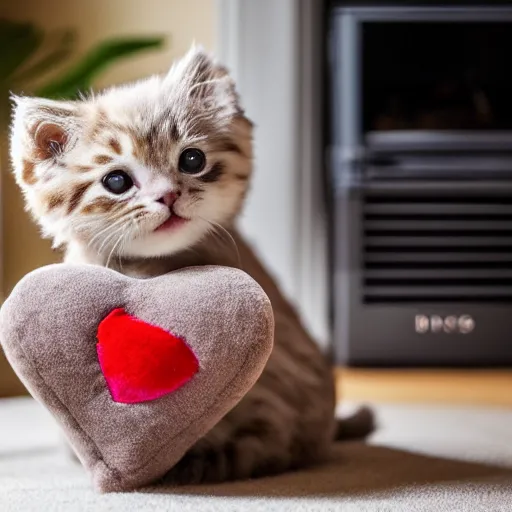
[362,22,512,133]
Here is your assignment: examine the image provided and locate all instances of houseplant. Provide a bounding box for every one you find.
[0,18,164,396]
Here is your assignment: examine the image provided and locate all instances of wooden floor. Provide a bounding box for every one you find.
[2,356,512,406]
[336,368,512,407]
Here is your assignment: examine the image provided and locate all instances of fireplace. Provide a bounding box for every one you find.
[329,5,512,365]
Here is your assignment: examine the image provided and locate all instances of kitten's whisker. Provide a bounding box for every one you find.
[117,216,141,269]
[111,213,145,270]
[198,216,241,268]
[106,227,128,269]
[96,224,123,253]
[117,234,126,272]
[87,226,116,252]
[87,216,128,250]
[88,207,143,254]
[97,224,126,255]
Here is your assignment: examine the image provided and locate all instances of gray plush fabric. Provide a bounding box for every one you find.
[1,399,512,511]
[0,264,274,492]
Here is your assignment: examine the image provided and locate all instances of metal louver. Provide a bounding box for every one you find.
[361,138,512,305]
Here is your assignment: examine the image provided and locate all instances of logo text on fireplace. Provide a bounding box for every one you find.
[415,315,475,334]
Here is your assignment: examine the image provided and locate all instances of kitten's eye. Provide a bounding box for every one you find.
[102,170,134,195]
[179,148,206,174]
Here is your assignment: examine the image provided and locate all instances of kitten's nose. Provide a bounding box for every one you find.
[157,192,178,208]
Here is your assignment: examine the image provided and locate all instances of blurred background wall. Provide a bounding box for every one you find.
[0,0,215,396]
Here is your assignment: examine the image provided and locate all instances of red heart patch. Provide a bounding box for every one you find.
[97,308,199,404]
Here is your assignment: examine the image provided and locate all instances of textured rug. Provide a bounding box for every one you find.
[1,398,512,511]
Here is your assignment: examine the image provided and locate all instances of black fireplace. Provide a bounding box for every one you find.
[328,5,512,366]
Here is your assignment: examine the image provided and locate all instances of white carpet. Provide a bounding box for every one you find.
[1,397,512,511]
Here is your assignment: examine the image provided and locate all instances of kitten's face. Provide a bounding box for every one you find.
[10,47,253,262]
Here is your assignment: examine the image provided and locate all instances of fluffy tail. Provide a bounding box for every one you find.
[335,405,376,441]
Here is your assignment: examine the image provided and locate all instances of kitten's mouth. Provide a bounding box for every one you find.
[154,211,189,232]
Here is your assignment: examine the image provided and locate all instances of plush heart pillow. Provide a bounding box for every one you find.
[0,264,274,492]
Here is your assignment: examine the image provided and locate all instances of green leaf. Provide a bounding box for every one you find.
[0,18,42,82]
[11,30,75,86]
[36,36,165,99]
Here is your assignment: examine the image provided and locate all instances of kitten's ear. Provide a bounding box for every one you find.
[165,45,242,118]
[10,96,80,162]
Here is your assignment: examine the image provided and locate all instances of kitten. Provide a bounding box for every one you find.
[10,46,374,484]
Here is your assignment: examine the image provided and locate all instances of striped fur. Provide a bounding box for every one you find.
[9,46,364,485]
